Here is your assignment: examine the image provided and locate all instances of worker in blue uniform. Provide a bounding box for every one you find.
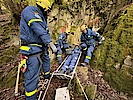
[55,30,74,65]
[19,0,57,100]
[59,45,81,74]
[80,24,103,66]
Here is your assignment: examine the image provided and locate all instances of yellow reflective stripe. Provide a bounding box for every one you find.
[65,49,69,51]
[57,54,62,57]
[96,32,100,36]
[19,59,26,68]
[45,71,50,75]
[46,28,49,30]
[55,42,57,44]
[83,48,87,50]
[98,33,100,36]
[86,56,91,59]
[28,19,43,26]
[25,89,37,97]
[20,46,30,51]
[20,44,42,51]
[30,44,42,47]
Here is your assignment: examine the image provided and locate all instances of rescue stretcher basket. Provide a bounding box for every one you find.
[38,46,82,100]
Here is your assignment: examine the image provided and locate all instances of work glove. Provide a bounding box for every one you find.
[19,55,28,73]
[49,42,57,53]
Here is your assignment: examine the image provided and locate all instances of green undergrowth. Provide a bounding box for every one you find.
[91,5,133,94]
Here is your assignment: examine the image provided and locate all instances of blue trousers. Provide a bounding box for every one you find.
[80,43,95,64]
[24,53,50,100]
[56,43,70,63]
[61,53,79,71]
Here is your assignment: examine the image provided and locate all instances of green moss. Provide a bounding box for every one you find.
[72,78,84,99]
[91,5,133,94]
[0,68,16,88]
[73,78,82,95]
[104,67,133,94]
[0,46,19,66]
[0,67,24,89]
[85,84,97,100]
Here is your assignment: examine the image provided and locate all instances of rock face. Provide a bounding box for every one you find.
[91,4,133,97]
[92,0,133,33]
[49,0,133,36]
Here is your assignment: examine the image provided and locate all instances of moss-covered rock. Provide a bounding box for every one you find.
[0,46,19,65]
[85,83,97,100]
[91,4,133,94]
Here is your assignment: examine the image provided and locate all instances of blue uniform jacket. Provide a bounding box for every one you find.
[56,32,68,47]
[20,6,52,55]
[80,28,102,46]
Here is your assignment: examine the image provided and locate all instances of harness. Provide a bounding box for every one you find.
[20,40,48,65]
[29,52,43,65]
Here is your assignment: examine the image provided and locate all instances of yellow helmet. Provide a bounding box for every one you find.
[80,25,88,31]
[36,0,54,11]
[66,30,70,34]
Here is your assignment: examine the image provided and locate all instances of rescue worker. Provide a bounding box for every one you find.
[80,24,103,66]
[55,30,74,65]
[59,45,81,74]
[19,0,57,100]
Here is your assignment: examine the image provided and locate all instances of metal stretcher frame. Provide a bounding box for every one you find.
[40,51,82,100]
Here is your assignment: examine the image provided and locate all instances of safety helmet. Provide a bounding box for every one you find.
[80,25,88,31]
[66,30,70,34]
[36,0,54,11]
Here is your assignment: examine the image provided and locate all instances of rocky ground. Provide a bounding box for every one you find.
[0,55,129,100]
[0,53,131,100]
